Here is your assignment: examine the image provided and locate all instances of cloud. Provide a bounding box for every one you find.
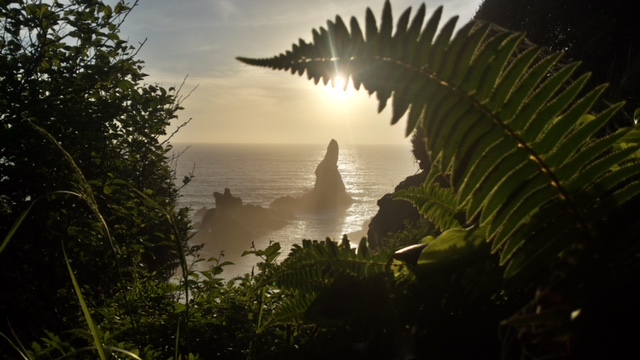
[213,0,238,20]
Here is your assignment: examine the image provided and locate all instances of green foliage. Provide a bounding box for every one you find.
[379,217,436,253]
[474,0,640,126]
[394,165,461,232]
[416,228,487,271]
[271,237,390,292]
[0,0,192,356]
[257,237,393,330]
[239,237,419,360]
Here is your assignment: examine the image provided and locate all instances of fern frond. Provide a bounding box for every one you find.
[394,174,461,231]
[259,291,316,331]
[256,238,392,329]
[238,0,640,280]
[272,238,390,293]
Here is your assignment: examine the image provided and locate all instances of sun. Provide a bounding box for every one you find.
[322,74,355,100]
[333,75,347,90]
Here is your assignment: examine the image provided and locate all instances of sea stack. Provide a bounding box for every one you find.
[309,139,353,209]
[271,139,353,212]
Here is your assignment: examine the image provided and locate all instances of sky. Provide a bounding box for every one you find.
[115,0,484,145]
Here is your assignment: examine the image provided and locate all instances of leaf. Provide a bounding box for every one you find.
[393,243,428,270]
[417,228,486,272]
[63,244,107,360]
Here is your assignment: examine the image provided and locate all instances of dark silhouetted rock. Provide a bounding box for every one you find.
[271,139,353,212]
[213,188,242,212]
[191,189,292,255]
[211,188,243,221]
[366,171,428,250]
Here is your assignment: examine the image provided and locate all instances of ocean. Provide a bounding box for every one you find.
[170,142,419,278]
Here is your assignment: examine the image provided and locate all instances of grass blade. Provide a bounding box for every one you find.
[62,243,107,360]
[0,331,31,360]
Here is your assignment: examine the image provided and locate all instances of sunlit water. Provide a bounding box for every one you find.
[171,143,419,278]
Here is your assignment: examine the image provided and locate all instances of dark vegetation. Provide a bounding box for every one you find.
[2,0,640,359]
[474,0,639,129]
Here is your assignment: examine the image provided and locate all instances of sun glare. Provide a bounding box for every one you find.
[334,75,347,90]
[323,74,355,100]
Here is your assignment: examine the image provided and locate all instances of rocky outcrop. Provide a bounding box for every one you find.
[271,139,353,212]
[366,127,433,250]
[366,171,428,250]
[192,188,291,247]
